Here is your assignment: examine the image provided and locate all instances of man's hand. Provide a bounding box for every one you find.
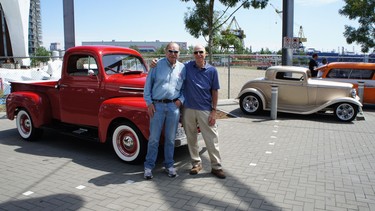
[150,59,158,68]
[208,111,216,126]
[148,104,155,118]
[174,99,182,108]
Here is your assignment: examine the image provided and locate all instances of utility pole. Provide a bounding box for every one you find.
[282,0,293,65]
[63,0,75,50]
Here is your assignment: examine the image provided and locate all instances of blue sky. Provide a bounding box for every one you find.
[41,0,361,54]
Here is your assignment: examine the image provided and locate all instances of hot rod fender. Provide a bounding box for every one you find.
[6,91,52,127]
[310,97,362,113]
[237,88,267,110]
[98,97,149,143]
[275,97,362,115]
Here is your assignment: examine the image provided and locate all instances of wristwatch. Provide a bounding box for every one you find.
[211,107,217,111]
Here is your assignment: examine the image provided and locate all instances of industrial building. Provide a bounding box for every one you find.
[82,40,188,53]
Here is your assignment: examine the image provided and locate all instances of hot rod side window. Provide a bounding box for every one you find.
[327,68,374,79]
[276,71,304,81]
[327,68,351,79]
[348,69,374,79]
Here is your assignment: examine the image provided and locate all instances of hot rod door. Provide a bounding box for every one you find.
[275,71,309,110]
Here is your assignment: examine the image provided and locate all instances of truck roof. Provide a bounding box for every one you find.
[65,45,143,57]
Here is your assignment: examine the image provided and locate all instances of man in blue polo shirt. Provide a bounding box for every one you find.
[183,44,226,179]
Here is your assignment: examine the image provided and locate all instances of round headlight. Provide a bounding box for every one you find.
[350,89,357,98]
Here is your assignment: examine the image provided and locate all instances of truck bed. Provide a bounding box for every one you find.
[9,80,61,120]
[10,80,58,92]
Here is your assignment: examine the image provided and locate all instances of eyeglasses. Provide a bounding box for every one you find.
[194,51,204,55]
[168,50,179,54]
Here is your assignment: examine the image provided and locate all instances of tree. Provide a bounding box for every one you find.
[129,45,140,52]
[259,47,272,54]
[213,32,244,54]
[339,0,375,53]
[181,0,268,63]
[156,45,167,55]
[31,46,50,67]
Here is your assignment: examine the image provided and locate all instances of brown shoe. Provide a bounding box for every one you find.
[211,169,226,179]
[189,164,202,175]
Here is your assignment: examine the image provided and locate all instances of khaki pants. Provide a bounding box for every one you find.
[182,108,222,170]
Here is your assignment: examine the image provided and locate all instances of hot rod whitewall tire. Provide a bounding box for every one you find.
[334,103,358,122]
[240,93,263,115]
[112,121,146,164]
[16,109,43,141]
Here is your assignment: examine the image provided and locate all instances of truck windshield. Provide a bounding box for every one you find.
[103,54,147,75]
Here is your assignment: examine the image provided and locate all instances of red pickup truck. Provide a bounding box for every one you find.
[6,45,186,164]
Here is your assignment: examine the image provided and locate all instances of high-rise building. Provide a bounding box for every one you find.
[0,0,42,66]
[28,0,42,55]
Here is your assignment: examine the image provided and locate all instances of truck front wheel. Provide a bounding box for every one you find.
[112,121,146,164]
[16,109,43,141]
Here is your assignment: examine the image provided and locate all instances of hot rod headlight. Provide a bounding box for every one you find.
[350,88,357,98]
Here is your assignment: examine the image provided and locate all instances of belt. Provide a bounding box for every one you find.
[153,98,178,103]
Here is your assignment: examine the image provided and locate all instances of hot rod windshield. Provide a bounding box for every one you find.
[103,54,147,75]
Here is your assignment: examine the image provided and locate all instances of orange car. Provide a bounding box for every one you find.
[317,62,375,104]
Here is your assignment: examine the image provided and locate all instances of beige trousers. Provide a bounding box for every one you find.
[182,108,222,170]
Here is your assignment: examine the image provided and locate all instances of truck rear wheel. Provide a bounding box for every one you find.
[112,121,146,164]
[16,109,43,141]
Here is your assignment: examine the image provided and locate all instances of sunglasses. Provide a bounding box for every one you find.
[194,51,204,55]
[168,50,179,54]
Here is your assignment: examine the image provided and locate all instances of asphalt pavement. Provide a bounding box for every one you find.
[1,100,375,210]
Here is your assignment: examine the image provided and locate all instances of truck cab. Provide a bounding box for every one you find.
[58,46,147,127]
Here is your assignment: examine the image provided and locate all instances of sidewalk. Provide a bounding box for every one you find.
[1,103,375,210]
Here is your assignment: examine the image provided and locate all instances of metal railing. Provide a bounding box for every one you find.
[1,54,374,109]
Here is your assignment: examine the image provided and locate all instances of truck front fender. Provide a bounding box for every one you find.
[6,91,52,127]
[98,97,149,143]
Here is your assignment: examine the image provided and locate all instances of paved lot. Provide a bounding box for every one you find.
[1,102,375,211]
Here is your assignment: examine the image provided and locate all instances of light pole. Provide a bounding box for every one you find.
[63,0,75,50]
[282,0,294,66]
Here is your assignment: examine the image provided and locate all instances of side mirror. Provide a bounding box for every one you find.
[88,69,95,76]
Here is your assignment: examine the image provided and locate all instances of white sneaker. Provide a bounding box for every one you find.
[165,166,177,178]
[144,168,153,180]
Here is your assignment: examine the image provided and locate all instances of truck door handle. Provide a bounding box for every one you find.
[56,84,68,89]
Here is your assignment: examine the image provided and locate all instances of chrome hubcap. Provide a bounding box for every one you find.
[123,136,134,149]
[244,96,259,112]
[337,104,354,120]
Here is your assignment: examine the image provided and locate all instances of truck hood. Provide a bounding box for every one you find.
[104,73,147,96]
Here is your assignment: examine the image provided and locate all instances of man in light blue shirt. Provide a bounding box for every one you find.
[143,42,185,179]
